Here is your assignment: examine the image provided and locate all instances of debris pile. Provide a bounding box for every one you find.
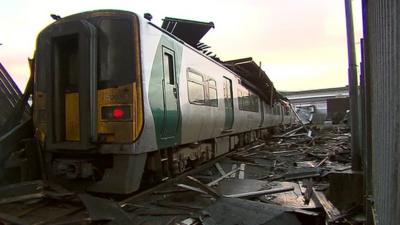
[0,125,364,225]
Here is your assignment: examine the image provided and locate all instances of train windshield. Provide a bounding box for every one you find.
[98,19,136,88]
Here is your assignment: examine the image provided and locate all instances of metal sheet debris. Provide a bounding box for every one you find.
[201,197,302,225]
[79,194,133,225]
[0,124,359,225]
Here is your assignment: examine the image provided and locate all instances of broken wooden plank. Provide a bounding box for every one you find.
[315,156,330,167]
[313,188,341,222]
[224,186,294,198]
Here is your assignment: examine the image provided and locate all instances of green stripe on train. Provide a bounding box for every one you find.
[149,34,183,149]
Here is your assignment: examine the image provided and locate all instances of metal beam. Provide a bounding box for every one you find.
[344,0,362,171]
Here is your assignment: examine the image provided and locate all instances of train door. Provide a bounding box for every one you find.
[223,77,234,130]
[161,47,180,139]
[38,20,98,150]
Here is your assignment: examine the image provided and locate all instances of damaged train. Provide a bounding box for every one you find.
[32,10,296,194]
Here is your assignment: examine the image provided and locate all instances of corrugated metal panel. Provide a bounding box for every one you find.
[366,1,400,224]
[0,63,22,128]
[0,62,31,137]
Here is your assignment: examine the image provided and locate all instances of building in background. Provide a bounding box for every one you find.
[282,86,349,124]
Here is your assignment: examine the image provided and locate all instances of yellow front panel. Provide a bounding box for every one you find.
[97,84,134,143]
[132,81,143,139]
[65,93,80,141]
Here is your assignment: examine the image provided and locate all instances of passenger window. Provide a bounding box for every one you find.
[207,79,218,107]
[163,52,174,85]
[238,85,259,112]
[189,72,203,83]
[187,70,205,104]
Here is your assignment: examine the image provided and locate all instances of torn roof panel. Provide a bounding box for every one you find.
[161,17,215,47]
[223,57,286,104]
[159,18,285,104]
[223,57,272,84]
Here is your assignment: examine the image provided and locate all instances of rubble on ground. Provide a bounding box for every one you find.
[0,124,364,225]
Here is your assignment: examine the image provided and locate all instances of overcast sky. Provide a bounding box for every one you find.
[0,0,362,91]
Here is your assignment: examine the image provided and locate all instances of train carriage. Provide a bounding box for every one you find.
[33,10,296,194]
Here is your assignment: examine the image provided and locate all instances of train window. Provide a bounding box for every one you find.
[239,90,245,110]
[189,72,203,83]
[207,79,218,107]
[163,52,174,85]
[53,34,79,92]
[238,86,259,112]
[251,95,260,112]
[98,19,135,88]
[187,70,205,104]
[208,79,217,88]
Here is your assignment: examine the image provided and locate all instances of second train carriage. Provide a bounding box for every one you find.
[33,10,296,193]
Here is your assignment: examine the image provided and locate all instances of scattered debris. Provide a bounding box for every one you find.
[0,125,360,225]
[201,197,302,225]
[214,163,226,176]
[80,194,133,224]
[207,167,240,186]
[224,186,294,198]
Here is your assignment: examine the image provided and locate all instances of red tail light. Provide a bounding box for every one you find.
[101,105,131,120]
[112,108,125,119]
